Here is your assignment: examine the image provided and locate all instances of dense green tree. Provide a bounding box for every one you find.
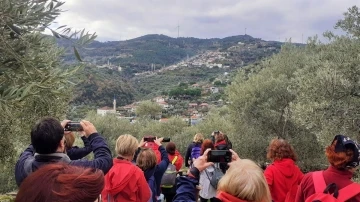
[0,0,95,192]
[335,5,360,38]
[226,7,360,169]
[135,100,163,119]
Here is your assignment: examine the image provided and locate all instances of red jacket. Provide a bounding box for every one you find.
[295,166,360,202]
[168,150,184,171]
[216,191,250,202]
[264,158,304,202]
[101,158,150,202]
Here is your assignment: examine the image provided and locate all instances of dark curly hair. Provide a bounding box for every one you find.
[325,140,354,169]
[266,138,297,162]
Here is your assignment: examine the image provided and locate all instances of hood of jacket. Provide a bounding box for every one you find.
[216,191,248,202]
[272,158,298,177]
[104,159,138,195]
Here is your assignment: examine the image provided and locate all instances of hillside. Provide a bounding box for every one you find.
[58,34,289,107]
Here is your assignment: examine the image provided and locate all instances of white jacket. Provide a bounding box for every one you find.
[199,166,217,199]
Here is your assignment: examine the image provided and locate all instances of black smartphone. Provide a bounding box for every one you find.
[144,136,156,142]
[162,137,170,142]
[64,122,83,131]
[207,150,232,163]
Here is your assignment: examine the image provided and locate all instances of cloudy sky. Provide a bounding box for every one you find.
[54,0,357,42]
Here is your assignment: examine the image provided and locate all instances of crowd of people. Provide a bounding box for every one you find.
[13,117,360,202]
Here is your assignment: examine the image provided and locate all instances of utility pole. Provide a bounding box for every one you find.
[177,21,180,38]
[245,28,247,35]
[302,34,304,44]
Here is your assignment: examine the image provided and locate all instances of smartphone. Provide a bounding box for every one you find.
[64,122,83,131]
[207,150,232,163]
[144,136,156,142]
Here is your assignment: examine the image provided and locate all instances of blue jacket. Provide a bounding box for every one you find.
[154,145,169,196]
[144,167,157,202]
[173,175,199,202]
[67,136,92,160]
[15,133,112,187]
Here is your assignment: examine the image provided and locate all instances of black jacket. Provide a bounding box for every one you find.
[66,136,92,160]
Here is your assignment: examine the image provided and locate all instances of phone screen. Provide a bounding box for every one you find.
[207,150,232,163]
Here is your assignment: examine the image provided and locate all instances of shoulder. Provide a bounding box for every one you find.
[264,164,276,172]
[300,172,314,186]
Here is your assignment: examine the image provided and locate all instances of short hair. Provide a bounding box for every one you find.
[266,138,297,161]
[201,139,215,155]
[193,133,204,143]
[31,117,64,154]
[115,134,138,157]
[166,142,176,155]
[218,159,272,202]
[15,163,104,202]
[326,140,354,169]
[136,148,157,171]
[64,133,75,149]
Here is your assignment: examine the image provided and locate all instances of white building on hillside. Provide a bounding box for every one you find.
[97,98,117,116]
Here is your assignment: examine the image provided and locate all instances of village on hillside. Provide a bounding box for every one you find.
[96,82,226,125]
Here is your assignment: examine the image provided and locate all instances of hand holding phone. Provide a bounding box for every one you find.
[207,150,232,163]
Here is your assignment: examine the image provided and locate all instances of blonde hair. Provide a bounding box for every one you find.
[136,148,157,171]
[115,134,138,158]
[193,133,204,143]
[64,133,75,149]
[218,159,272,202]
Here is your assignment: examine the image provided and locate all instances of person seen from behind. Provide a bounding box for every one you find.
[64,129,92,160]
[173,148,272,202]
[161,142,184,202]
[185,133,204,167]
[101,134,150,202]
[15,163,104,202]
[212,131,231,173]
[264,138,304,202]
[15,117,112,187]
[199,139,217,202]
[295,135,360,202]
[136,137,170,202]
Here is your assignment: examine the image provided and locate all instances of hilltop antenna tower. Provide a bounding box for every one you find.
[245,28,247,35]
[177,22,180,38]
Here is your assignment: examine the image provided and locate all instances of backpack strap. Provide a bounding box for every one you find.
[312,171,326,193]
[172,156,178,165]
[337,183,360,201]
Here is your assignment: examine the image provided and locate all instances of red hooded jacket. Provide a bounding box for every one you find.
[168,150,184,171]
[216,191,249,202]
[101,158,150,202]
[264,158,304,202]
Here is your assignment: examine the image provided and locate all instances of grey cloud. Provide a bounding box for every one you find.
[56,0,358,42]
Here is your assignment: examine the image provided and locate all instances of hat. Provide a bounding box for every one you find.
[333,135,360,168]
